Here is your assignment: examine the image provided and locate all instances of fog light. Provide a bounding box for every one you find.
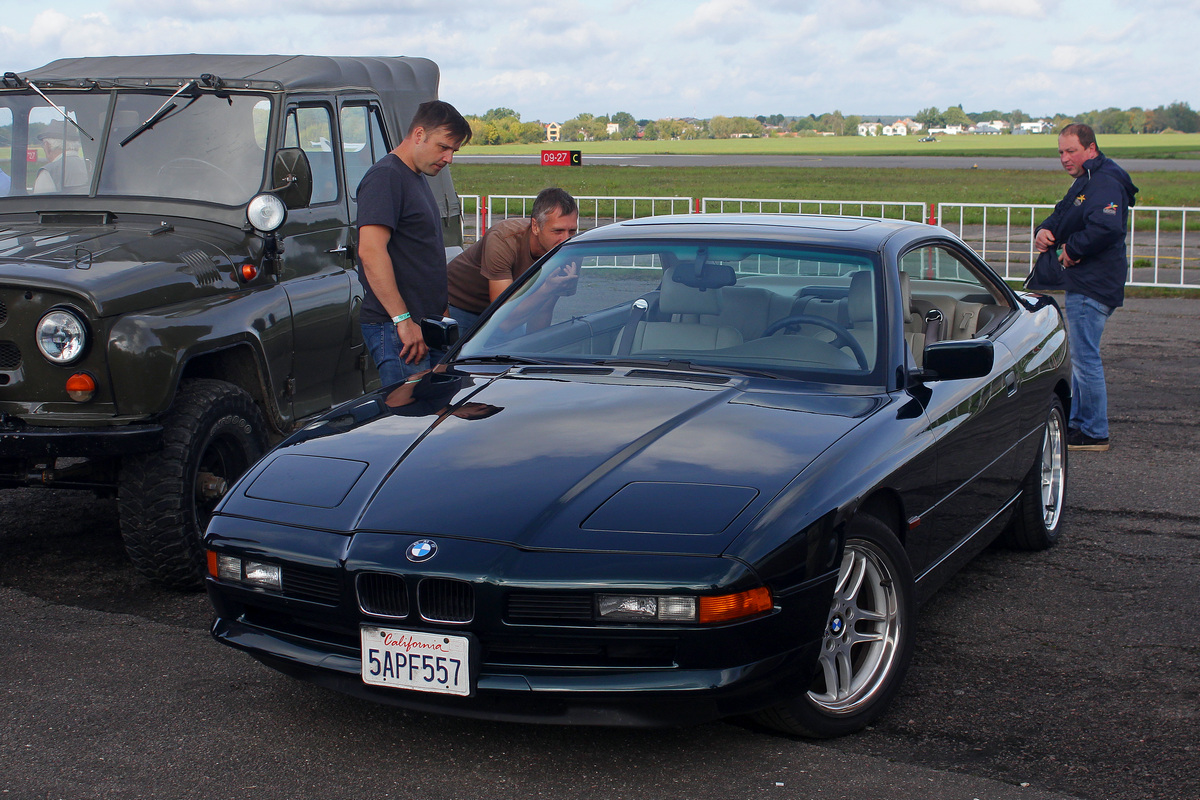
[216,554,241,582]
[240,263,258,281]
[657,596,697,621]
[244,561,282,590]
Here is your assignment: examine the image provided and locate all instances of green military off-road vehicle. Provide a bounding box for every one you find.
[0,55,463,588]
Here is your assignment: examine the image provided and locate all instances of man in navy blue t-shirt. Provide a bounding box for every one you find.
[356,100,472,386]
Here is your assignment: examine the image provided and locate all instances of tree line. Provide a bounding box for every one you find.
[465,101,1198,143]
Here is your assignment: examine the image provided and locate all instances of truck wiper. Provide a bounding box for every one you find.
[4,73,95,142]
[120,80,197,147]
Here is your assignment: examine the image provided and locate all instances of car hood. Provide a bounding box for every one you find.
[221,369,882,556]
[0,220,239,316]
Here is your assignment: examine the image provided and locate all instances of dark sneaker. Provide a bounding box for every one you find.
[1068,430,1110,451]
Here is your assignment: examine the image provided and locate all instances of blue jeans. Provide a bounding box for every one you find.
[448,305,482,337]
[1064,292,1114,439]
[361,322,445,388]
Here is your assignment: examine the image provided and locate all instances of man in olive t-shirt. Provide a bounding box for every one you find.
[447,188,578,333]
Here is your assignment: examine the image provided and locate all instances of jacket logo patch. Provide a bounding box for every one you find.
[1073,194,1086,206]
[1103,202,1118,215]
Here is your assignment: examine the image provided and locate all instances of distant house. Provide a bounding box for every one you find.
[928,125,965,136]
[897,117,922,132]
[857,122,881,136]
[543,122,561,142]
[973,122,1003,135]
[1019,120,1050,134]
[883,123,907,136]
[606,122,620,135]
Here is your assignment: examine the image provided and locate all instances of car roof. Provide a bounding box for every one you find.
[570,213,932,250]
[12,54,440,96]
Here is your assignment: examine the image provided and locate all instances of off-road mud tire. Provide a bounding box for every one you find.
[118,379,267,589]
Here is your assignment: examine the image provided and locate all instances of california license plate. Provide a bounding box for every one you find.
[360,626,471,696]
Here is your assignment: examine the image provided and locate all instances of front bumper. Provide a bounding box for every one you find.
[0,421,162,460]
[210,613,824,727]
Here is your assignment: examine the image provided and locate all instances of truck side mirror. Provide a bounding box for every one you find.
[272,148,313,209]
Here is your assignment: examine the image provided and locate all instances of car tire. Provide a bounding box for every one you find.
[118,379,267,589]
[1000,396,1067,551]
[755,513,915,738]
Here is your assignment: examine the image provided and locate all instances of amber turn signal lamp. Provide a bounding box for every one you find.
[207,550,220,578]
[65,372,96,402]
[698,586,773,624]
[240,263,259,281]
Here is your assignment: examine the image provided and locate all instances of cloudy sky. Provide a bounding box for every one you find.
[4,0,1197,123]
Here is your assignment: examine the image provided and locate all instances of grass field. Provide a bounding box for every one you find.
[452,163,1198,209]
[461,133,1200,160]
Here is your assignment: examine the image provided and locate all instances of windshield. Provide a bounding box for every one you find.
[0,90,270,205]
[456,238,886,383]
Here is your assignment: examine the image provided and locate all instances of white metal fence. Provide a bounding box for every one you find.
[455,194,1199,289]
[938,202,1200,288]
[701,197,928,221]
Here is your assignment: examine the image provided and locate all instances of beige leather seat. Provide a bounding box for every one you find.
[617,266,743,353]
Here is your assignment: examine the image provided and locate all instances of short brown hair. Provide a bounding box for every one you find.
[408,100,472,145]
[1060,122,1096,150]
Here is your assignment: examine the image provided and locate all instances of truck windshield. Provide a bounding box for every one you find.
[0,90,270,205]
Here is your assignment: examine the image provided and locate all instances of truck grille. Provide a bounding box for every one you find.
[0,298,7,326]
[0,341,20,371]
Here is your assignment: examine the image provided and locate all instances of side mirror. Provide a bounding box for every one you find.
[271,148,313,209]
[918,339,994,382]
[421,316,460,350]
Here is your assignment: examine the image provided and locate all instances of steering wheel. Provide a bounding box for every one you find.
[157,158,241,198]
[760,314,869,370]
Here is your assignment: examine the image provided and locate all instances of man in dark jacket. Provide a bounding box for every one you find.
[1034,123,1138,452]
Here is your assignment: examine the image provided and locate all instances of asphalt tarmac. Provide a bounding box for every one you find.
[1,297,1198,800]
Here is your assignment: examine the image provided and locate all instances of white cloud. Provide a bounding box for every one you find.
[6,0,1197,119]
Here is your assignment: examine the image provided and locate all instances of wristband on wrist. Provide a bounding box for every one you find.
[391,312,411,324]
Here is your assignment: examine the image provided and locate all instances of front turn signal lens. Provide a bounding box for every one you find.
[65,372,96,402]
[240,263,259,281]
[698,586,773,624]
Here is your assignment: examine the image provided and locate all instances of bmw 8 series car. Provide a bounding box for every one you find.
[205,214,1070,737]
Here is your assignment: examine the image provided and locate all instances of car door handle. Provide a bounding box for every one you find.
[1005,371,1018,396]
[326,245,349,254]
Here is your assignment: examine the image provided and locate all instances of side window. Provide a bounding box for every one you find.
[339,104,388,201]
[900,245,1012,341]
[283,105,338,205]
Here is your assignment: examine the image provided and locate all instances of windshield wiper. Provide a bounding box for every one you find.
[598,358,780,380]
[447,354,553,366]
[120,80,197,147]
[4,73,95,142]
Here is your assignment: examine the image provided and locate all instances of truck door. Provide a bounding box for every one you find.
[277,102,356,420]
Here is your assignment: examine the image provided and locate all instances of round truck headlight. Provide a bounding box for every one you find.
[247,193,287,233]
[36,310,88,364]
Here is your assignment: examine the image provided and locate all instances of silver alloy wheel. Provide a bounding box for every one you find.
[809,540,903,714]
[1040,409,1066,530]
